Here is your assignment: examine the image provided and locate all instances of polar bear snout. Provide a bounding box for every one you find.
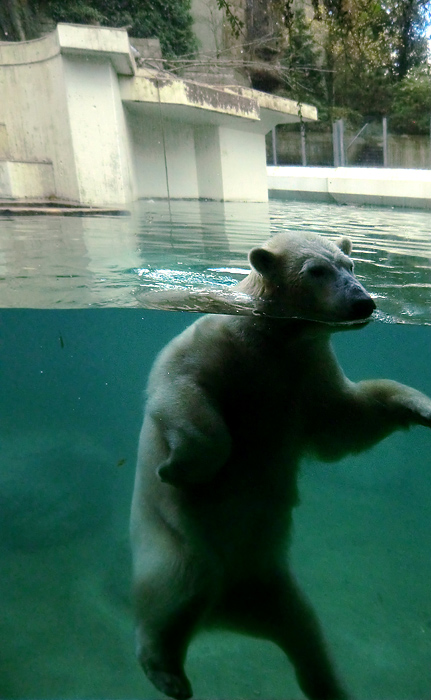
[348,291,376,320]
[339,270,376,321]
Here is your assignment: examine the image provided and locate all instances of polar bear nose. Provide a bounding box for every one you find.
[350,294,376,320]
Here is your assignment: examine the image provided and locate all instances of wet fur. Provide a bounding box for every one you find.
[131,232,431,699]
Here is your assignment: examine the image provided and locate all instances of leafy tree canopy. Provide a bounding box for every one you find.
[46,0,197,57]
[1,0,198,58]
[276,0,431,130]
[390,65,431,133]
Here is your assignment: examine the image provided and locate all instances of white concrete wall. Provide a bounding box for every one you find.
[267,165,431,208]
[0,25,136,205]
[0,36,80,201]
[123,108,167,199]
[0,161,55,198]
[329,167,431,206]
[0,47,134,205]
[0,162,9,196]
[126,119,268,202]
[194,125,224,199]
[124,107,200,199]
[267,166,333,202]
[62,55,134,205]
[219,128,268,201]
[0,123,10,158]
[163,120,199,199]
[1,25,314,205]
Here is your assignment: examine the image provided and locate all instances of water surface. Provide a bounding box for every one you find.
[1,199,431,323]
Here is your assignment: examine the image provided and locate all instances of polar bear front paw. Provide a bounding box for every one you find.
[399,392,431,427]
[144,664,193,699]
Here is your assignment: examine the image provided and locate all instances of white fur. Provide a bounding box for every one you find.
[131,232,431,700]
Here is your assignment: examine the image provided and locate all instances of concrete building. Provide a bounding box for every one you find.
[0,23,316,206]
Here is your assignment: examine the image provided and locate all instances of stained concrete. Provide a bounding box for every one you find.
[0,24,316,205]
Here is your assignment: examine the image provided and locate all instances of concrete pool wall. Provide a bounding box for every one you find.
[0,24,316,206]
[268,166,431,209]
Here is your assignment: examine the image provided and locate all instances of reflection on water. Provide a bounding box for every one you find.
[1,199,431,323]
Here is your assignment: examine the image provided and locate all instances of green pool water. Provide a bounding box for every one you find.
[0,200,430,699]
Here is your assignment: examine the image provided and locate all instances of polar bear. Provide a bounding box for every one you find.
[130,232,431,700]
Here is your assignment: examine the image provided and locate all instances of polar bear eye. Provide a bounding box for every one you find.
[307,263,330,279]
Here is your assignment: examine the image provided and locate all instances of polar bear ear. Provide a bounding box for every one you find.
[337,237,352,256]
[249,247,278,277]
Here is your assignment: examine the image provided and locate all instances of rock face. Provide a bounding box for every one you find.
[0,431,115,551]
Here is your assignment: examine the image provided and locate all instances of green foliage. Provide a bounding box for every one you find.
[390,65,431,134]
[318,106,364,131]
[47,1,104,24]
[384,0,430,79]
[0,0,41,41]
[215,0,243,39]
[275,0,431,131]
[46,0,198,57]
[280,1,394,121]
[321,0,395,117]
[281,5,326,105]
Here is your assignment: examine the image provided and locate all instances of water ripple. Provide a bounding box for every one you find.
[1,199,430,323]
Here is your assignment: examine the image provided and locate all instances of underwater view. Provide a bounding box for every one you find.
[1,199,431,699]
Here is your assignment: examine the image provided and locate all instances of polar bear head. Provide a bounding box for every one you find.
[238,232,376,323]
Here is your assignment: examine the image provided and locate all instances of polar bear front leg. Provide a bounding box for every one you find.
[156,424,230,486]
[310,378,431,461]
[149,380,232,487]
[356,379,431,429]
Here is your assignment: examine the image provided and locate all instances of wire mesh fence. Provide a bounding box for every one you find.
[267,118,431,169]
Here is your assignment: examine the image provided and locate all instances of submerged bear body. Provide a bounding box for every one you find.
[131,232,431,700]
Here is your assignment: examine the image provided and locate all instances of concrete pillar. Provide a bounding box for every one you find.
[218,127,268,201]
[123,108,167,199]
[194,126,224,200]
[125,108,200,199]
[162,120,199,199]
[195,125,268,201]
[61,55,134,206]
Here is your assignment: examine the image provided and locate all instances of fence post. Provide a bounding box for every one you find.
[339,119,345,166]
[300,123,307,166]
[271,127,277,166]
[333,121,340,166]
[333,119,345,166]
[382,117,388,167]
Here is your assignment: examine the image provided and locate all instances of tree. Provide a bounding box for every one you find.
[0,0,39,41]
[310,0,430,81]
[322,0,394,119]
[291,0,429,123]
[215,0,243,38]
[46,0,197,57]
[383,0,430,80]
[390,65,431,133]
[1,0,198,58]
[280,4,326,105]
[234,0,431,127]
